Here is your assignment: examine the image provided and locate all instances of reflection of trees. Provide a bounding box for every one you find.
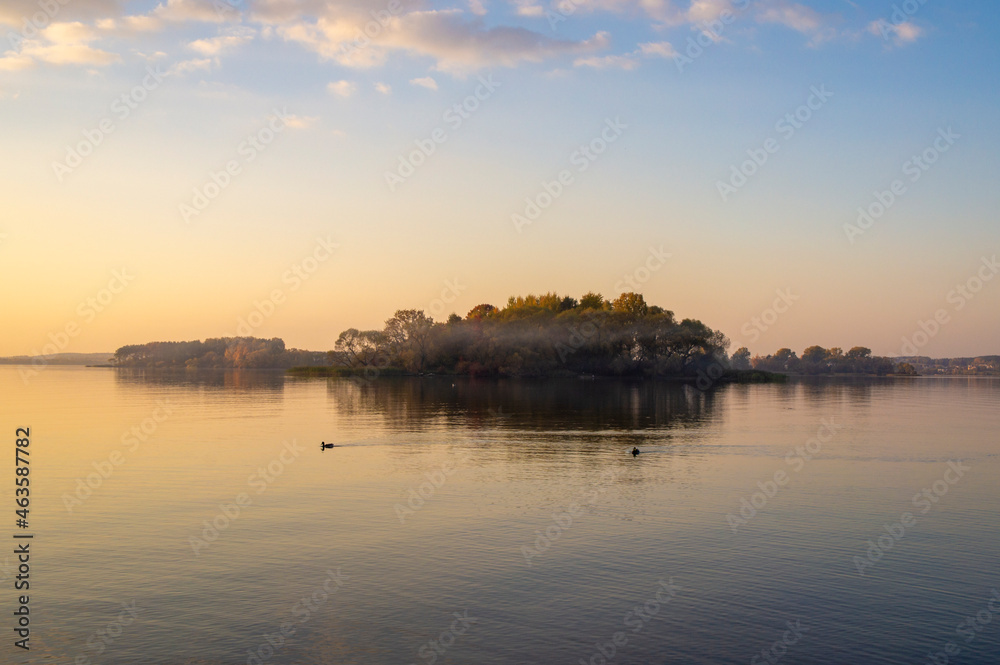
[326,377,721,433]
[113,368,287,392]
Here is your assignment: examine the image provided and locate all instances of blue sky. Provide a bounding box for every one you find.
[1,0,998,357]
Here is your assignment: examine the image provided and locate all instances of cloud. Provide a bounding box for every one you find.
[0,51,34,71]
[410,76,438,90]
[152,0,233,24]
[275,6,608,73]
[381,11,609,72]
[638,40,677,57]
[574,53,641,70]
[21,42,120,65]
[755,2,822,33]
[327,79,357,96]
[575,39,676,69]
[868,19,924,47]
[188,27,256,55]
[15,22,121,66]
[169,57,214,75]
[282,114,318,129]
[374,81,391,94]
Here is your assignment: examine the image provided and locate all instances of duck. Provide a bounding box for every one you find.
[321,442,335,451]
[631,447,640,457]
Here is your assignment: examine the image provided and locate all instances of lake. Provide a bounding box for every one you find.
[7,367,1000,664]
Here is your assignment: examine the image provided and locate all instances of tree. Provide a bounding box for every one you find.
[466,304,497,320]
[383,309,434,372]
[611,292,648,318]
[846,346,871,360]
[579,292,605,310]
[334,329,385,367]
[731,347,751,370]
[802,346,829,364]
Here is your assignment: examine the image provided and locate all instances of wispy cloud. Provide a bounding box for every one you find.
[328,79,357,97]
[410,76,438,90]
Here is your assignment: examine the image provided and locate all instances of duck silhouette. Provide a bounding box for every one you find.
[321,442,335,451]
[631,447,640,457]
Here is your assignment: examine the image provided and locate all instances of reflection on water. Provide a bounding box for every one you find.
[7,368,999,665]
[325,376,723,431]
[114,368,288,391]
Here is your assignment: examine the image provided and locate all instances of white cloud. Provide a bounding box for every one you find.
[283,114,318,129]
[868,19,924,47]
[410,76,438,90]
[755,2,822,33]
[169,57,214,75]
[275,6,608,73]
[574,53,640,70]
[576,39,676,69]
[21,42,120,66]
[0,51,34,71]
[153,0,233,24]
[327,79,357,96]
[16,22,121,67]
[188,27,256,55]
[374,81,391,94]
[638,41,677,57]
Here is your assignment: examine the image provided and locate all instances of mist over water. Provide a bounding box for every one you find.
[10,367,999,664]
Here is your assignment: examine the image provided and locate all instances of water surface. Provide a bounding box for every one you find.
[7,368,999,664]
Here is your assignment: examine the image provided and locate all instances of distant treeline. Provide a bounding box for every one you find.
[113,338,326,369]
[110,291,961,378]
[733,346,903,376]
[329,291,731,378]
[895,356,999,375]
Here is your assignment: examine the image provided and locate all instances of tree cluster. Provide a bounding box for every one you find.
[113,337,326,369]
[731,345,897,375]
[330,291,731,378]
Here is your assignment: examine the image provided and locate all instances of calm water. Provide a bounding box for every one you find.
[6,367,1000,664]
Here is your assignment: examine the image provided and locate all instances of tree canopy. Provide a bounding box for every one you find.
[328,291,730,378]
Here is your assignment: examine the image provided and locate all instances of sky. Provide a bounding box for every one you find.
[1,0,998,359]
